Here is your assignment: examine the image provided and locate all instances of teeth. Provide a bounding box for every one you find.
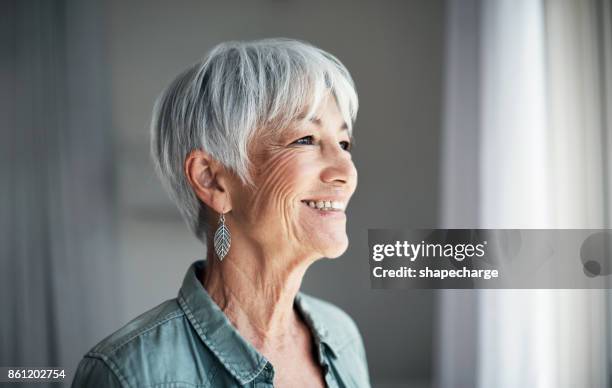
[303,200,345,211]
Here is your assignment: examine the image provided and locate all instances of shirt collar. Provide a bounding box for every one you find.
[177,260,340,384]
[293,292,341,359]
[178,260,268,385]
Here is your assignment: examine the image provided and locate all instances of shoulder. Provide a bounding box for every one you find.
[87,298,185,357]
[73,299,218,388]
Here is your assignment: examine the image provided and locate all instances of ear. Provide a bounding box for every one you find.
[184,149,232,214]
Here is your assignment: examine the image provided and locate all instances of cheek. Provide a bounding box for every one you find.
[245,150,309,223]
[348,162,358,196]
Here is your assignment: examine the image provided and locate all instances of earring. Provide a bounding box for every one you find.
[213,212,231,261]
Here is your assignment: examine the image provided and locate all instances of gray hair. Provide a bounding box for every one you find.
[150,38,358,243]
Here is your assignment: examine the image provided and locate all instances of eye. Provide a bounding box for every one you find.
[340,140,352,151]
[293,135,314,145]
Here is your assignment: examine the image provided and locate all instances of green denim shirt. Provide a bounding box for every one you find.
[72,260,370,387]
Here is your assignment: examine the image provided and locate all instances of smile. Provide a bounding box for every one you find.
[301,200,345,211]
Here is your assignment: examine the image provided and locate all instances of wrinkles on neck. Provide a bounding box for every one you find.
[201,238,316,351]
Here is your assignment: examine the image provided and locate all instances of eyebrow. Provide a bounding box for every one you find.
[309,117,349,131]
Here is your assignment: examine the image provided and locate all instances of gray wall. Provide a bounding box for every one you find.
[107,1,444,386]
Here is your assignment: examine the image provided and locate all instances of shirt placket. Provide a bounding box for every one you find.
[317,342,340,388]
[252,363,274,388]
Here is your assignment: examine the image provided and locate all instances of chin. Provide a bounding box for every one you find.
[320,237,349,259]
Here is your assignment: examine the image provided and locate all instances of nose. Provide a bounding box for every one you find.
[320,143,357,187]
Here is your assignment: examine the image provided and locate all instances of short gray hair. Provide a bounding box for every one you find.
[150,38,358,243]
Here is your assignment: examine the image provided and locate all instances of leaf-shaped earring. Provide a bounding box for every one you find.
[213,212,231,261]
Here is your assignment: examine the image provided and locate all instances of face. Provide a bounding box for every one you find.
[228,94,358,262]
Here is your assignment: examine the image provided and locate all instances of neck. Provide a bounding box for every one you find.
[201,237,315,350]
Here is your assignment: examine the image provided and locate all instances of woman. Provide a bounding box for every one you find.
[72,38,370,387]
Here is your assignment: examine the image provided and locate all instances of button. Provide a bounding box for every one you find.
[263,363,274,381]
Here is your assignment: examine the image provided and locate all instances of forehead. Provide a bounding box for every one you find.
[290,96,350,134]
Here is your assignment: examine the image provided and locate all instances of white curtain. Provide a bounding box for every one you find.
[438,0,612,387]
[0,0,122,383]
